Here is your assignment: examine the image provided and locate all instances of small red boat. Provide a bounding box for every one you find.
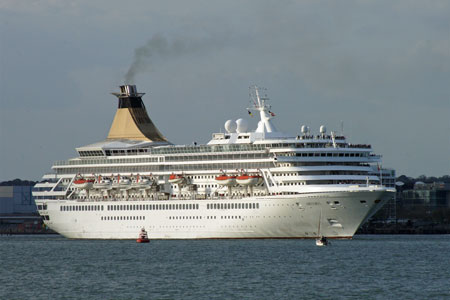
[136,228,150,243]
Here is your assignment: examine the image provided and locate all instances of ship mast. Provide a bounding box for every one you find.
[248,86,277,133]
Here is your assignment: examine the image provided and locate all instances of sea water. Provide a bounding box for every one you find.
[1,235,449,299]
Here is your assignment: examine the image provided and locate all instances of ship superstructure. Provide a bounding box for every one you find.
[33,85,395,239]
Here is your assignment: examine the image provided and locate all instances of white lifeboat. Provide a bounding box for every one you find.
[236,174,262,186]
[119,178,131,189]
[132,174,152,189]
[93,175,111,189]
[168,174,185,184]
[215,174,236,186]
[111,175,131,189]
[73,177,94,189]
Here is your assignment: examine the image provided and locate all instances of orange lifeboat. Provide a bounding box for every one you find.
[236,174,262,186]
[73,177,94,189]
[168,174,185,184]
[215,174,237,186]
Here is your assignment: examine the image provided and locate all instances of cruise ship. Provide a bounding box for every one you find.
[33,85,395,239]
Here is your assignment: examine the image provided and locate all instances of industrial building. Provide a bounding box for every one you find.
[0,185,44,234]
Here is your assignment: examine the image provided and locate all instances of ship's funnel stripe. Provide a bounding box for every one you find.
[107,85,169,142]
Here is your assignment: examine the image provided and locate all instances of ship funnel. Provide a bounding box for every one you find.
[120,85,138,96]
[113,84,144,99]
[107,85,169,142]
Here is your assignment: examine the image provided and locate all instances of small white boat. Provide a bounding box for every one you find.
[316,236,329,246]
[316,210,330,246]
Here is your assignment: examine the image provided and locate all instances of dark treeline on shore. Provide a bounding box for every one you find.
[0,179,38,186]
[396,174,450,187]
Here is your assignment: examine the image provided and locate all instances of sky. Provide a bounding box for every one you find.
[0,0,449,181]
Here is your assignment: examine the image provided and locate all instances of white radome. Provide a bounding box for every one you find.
[236,118,248,133]
[224,119,237,133]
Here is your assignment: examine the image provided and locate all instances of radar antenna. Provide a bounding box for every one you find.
[247,85,277,133]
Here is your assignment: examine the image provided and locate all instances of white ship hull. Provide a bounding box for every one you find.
[37,187,393,239]
[33,84,397,240]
